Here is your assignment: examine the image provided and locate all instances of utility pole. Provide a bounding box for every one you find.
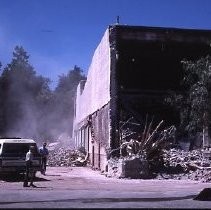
[116,16,120,25]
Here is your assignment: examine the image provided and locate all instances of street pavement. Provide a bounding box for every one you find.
[0,167,211,208]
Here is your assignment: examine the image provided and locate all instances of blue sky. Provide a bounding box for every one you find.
[1,0,211,89]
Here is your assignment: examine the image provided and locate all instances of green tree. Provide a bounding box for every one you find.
[179,55,211,140]
[51,65,86,138]
[0,46,52,140]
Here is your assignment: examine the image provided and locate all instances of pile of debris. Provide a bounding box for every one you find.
[160,148,211,182]
[163,149,210,170]
[107,115,211,182]
[107,119,177,179]
[48,147,89,167]
[107,148,211,182]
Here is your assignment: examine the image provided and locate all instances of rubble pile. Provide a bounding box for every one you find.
[48,147,88,167]
[160,148,211,182]
[188,169,211,182]
[117,116,211,182]
[163,149,207,169]
[107,148,211,182]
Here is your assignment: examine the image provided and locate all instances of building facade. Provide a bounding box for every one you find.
[72,25,211,171]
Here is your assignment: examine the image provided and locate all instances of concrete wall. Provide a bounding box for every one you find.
[72,28,111,171]
[74,28,111,126]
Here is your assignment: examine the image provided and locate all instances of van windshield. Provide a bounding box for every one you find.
[2,143,39,157]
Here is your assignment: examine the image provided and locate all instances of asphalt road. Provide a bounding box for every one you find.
[0,167,211,208]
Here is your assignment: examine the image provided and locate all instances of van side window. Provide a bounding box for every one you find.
[2,143,37,157]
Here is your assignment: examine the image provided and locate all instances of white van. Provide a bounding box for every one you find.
[0,138,42,175]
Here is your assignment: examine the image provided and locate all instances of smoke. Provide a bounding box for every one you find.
[1,53,85,147]
[6,101,39,139]
[4,70,75,145]
[5,75,40,140]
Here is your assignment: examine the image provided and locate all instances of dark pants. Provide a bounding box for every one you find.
[41,157,47,173]
[23,161,35,186]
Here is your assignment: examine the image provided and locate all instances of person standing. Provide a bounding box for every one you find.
[39,142,49,175]
[23,146,36,187]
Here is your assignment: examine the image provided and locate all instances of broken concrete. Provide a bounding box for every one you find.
[107,157,151,179]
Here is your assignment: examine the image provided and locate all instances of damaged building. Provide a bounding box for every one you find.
[72,24,211,172]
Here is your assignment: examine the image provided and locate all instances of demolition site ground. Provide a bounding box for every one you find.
[0,166,211,209]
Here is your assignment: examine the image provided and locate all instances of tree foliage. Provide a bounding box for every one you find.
[0,46,52,139]
[177,55,211,139]
[0,46,86,143]
[52,65,86,137]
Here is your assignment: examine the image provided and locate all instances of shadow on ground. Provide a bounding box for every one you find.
[0,174,50,182]
[0,194,198,205]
